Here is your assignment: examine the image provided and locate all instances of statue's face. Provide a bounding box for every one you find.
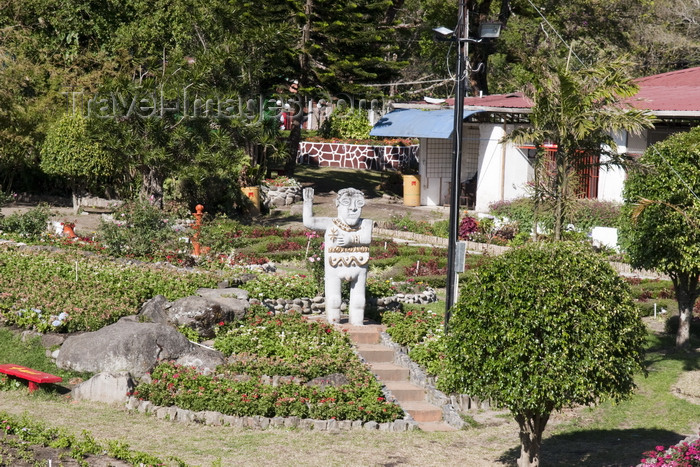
[337,194,365,226]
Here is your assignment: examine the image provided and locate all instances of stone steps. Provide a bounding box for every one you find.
[342,323,456,432]
[383,381,426,402]
[369,362,410,381]
[356,344,395,363]
[342,324,386,344]
[417,421,460,432]
[398,401,444,423]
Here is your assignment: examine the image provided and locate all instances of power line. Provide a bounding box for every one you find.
[363,78,452,87]
[525,0,585,67]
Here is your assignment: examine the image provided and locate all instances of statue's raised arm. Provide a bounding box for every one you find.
[302,187,332,231]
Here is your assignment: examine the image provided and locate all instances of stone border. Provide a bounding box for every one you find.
[250,288,438,315]
[125,396,418,432]
[260,185,302,208]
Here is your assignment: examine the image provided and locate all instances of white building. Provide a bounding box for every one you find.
[370,67,700,211]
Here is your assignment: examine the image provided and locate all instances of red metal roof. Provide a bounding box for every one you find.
[445,92,532,109]
[434,66,700,116]
[626,66,700,113]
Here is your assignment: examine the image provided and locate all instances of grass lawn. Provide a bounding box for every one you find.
[292,165,399,198]
[538,337,700,466]
[0,326,698,466]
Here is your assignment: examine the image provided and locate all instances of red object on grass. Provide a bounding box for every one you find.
[0,364,62,392]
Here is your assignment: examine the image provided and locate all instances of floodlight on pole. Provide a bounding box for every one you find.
[436,6,501,334]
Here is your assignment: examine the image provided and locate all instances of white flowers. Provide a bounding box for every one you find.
[52,311,69,327]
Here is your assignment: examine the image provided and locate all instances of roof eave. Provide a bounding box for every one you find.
[462,105,532,114]
[650,110,700,118]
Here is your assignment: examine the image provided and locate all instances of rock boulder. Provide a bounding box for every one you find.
[138,291,246,338]
[71,371,135,404]
[56,318,223,378]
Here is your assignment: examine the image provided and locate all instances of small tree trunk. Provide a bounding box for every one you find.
[70,181,84,214]
[286,118,301,176]
[139,167,164,209]
[515,412,550,467]
[671,272,699,349]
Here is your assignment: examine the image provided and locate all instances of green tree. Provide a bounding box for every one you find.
[287,0,403,172]
[441,241,646,467]
[319,108,373,140]
[503,58,652,240]
[620,127,700,349]
[40,114,118,212]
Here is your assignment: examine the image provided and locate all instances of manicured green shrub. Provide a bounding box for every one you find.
[442,241,646,466]
[0,204,51,239]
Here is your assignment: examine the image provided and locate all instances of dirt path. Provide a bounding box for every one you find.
[0,193,450,237]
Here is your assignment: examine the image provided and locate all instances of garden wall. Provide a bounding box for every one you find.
[297,141,418,171]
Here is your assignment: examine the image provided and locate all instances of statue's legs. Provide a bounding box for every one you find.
[348,270,367,326]
[325,274,342,324]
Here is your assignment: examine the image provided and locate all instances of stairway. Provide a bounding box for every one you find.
[341,323,456,432]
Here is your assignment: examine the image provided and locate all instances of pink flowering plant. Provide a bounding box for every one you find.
[639,438,700,466]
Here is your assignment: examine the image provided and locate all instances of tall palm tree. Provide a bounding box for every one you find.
[504,58,653,240]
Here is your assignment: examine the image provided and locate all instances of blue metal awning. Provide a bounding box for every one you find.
[370,108,481,139]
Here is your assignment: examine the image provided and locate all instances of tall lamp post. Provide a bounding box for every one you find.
[434,5,501,332]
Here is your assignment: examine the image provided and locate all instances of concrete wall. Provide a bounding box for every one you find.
[598,131,628,202]
[475,123,532,212]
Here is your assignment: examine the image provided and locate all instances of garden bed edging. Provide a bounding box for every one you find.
[126,396,418,432]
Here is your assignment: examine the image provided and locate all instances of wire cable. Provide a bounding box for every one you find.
[526,0,586,67]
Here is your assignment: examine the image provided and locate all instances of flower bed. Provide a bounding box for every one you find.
[134,313,405,423]
[0,245,218,332]
[639,435,700,466]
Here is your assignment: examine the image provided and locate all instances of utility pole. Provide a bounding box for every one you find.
[444,1,469,332]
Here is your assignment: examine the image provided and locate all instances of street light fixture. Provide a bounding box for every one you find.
[436,8,501,333]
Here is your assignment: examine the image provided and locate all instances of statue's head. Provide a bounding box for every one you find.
[336,188,365,226]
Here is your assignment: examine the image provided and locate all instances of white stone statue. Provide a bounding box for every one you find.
[303,187,373,326]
